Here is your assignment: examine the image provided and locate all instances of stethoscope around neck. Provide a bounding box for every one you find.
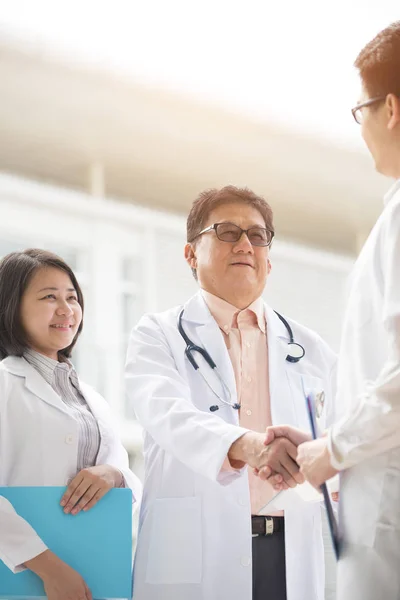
[177,308,305,412]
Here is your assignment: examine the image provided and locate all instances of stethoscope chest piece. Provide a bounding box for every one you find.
[286,342,306,363]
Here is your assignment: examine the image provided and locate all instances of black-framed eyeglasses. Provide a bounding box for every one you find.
[192,222,274,247]
[351,96,386,124]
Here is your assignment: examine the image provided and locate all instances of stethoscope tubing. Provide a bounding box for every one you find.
[177,307,306,411]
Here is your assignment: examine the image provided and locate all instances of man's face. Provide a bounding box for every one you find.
[359,86,400,177]
[185,202,271,306]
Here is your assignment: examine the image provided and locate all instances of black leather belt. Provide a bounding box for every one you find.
[251,515,285,536]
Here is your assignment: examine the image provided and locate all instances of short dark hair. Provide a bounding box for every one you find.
[186,185,274,243]
[0,249,84,361]
[355,21,400,97]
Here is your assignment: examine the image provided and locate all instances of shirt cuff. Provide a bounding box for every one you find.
[327,428,346,470]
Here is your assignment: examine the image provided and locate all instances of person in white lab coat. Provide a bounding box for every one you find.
[0,249,142,600]
[264,21,400,600]
[125,186,338,600]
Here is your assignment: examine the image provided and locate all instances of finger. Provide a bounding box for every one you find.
[263,426,287,445]
[285,441,300,463]
[63,481,92,514]
[266,473,283,486]
[268,477,285,491]
[279,452,302,480]
[263,428,275,446]
[271,464,297,488]
[60,474,84,507]
[273,456,302,488]
[257,465,272,481]
[82,488,109,512]
[71,486,101,515]
[282,456,305,485]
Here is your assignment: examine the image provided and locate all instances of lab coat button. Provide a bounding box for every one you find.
[65,434,74,444]
[238,498,246,506]
[241,556,251,567]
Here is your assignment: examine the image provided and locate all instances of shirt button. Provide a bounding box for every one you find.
[223,325,229,331]
[246,409,252,416]
[241,556,251,567]
[65,434,74,444]
[245,342,251,348]
[247,376,252,383]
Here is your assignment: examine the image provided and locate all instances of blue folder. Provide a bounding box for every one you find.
[0,487,133,599]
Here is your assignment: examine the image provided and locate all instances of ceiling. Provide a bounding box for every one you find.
[0,39,389,254]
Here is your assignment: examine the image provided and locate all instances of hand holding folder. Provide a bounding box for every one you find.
[0,487,133,599]
[304,391,340,559]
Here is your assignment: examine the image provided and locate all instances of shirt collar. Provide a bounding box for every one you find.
[201,290,266,334]
[384,178,400,206]
[24,349,73,386]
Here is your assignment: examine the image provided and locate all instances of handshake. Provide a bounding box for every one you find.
[228,425,337,492]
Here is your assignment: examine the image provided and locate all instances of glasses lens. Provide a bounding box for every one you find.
[215,223,242,242]
[247,227,270,246]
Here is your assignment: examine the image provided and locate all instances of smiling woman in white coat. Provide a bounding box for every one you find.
[125,186,339,600]
[0,249,142,600]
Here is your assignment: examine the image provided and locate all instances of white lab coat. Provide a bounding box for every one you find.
[126,292,338,600]
[0,356,142,573]
[329,180,400,600]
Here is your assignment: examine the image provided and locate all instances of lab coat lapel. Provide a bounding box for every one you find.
[183,292,239,423]
[2,356,71,416]
[265,305,298,426]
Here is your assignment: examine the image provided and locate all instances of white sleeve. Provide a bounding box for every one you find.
[86,387,143,512]
[319,343,338,430]
[125,314,248,484]
[330,205,400,469]
[0,495,47,573]
[101,433,143,512]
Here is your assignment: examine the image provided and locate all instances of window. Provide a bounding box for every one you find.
[0,239,28,258]
[120,256,144,418]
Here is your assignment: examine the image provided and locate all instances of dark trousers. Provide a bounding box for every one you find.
[252,529,287,600]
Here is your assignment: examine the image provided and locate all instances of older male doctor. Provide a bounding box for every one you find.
[125,186,338,600]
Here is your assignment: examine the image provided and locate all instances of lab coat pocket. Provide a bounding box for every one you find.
[287,372,324,431]
[145,496,202,584]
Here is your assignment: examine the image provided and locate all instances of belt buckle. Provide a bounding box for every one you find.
[265,517,274,536]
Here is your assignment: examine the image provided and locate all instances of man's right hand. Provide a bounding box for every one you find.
[228,431,304,488]
[25,550,92,600]
[256,425,312,488]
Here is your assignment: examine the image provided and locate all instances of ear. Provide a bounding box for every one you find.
[184,243,197,270]
[386,94,400,130]
[267,258,272,274]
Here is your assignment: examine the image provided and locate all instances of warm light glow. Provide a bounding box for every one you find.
[0,0,398,146]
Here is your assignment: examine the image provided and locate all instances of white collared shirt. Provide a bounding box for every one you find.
[24,349,100,473]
